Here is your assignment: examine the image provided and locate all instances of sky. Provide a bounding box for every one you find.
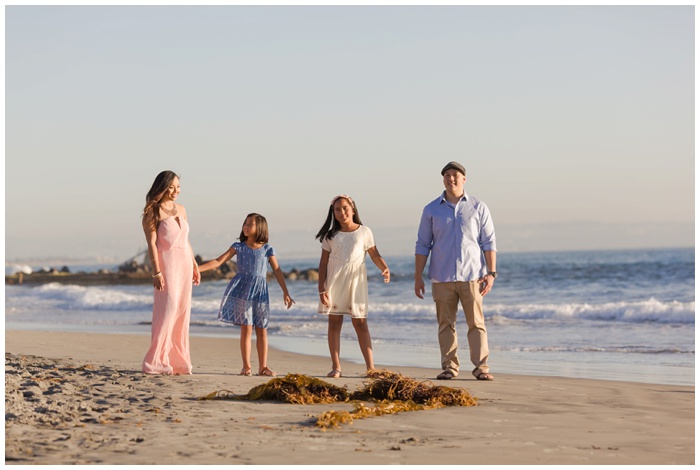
[5,4,695,264]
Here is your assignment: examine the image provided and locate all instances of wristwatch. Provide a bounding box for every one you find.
[487,271,498,279]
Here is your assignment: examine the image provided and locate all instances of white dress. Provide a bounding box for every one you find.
[317,225,375,318]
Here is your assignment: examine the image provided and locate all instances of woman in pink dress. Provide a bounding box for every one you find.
[141,171,201,374]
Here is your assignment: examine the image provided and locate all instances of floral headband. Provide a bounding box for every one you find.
[330,194,354,206]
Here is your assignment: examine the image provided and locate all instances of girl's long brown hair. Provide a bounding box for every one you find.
[315,196,362,242]
[142,170,179,231]
[239,213,269,244]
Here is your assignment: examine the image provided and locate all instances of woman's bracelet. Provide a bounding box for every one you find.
[318,291,326,295]
[152,272,162,278]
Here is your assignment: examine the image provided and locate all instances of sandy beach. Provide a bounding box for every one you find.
[5,329,694,465]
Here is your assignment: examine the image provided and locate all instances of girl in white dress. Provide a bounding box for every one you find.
[316,195,390,378]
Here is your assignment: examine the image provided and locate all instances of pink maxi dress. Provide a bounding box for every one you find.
[142,216,194,375]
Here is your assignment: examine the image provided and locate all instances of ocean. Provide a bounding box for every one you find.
[5,247,694,386]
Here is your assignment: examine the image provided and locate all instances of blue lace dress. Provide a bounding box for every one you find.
[218,242,275,328]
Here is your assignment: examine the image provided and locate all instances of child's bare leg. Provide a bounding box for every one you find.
[327,315,344,372]
[240,325,253,372]
[352,318,375,370]
[255,327,268,373]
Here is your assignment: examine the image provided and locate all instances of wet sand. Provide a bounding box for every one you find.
[5,330,694,465]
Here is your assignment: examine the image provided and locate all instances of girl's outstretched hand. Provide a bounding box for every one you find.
[284,294,295,309]
[193,265,201,286]
[381,268,391,283]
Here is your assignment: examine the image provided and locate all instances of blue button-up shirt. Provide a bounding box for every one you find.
[415,191,497,283]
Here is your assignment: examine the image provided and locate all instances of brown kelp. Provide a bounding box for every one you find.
[199,373,349,404]
[199,370,477,429]
[316,400,427,429]
[351,369,477,407]
[317,370,478,428]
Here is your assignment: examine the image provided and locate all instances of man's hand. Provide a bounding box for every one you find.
[477,273,495,296]
[414,278,425,299]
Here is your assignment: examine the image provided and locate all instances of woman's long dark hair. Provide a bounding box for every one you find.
[315,196,362,242]
[142,170,179,231]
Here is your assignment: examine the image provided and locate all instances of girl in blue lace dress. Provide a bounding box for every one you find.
[198,213,294,376]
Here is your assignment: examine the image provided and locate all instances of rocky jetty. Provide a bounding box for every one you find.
[5,255,319,286]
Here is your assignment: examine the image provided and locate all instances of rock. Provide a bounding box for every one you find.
[9,265,32,275]
[219,261,236,275]
[7,257,324,286]
[118,257,152,274]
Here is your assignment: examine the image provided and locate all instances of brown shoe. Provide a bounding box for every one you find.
[436,370,455,380]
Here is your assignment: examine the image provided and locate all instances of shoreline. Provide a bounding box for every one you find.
[7,322,694,387]
[5,330,695,465]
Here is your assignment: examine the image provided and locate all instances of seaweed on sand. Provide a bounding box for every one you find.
[199,370,477,429]
[315,400,428,429]
[317,370,478,429]
[199,373,349,404]
[351,369,477,407]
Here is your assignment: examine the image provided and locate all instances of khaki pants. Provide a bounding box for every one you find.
[432,281,489,377]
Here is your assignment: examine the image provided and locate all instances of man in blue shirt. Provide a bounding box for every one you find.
[414,161,497,381]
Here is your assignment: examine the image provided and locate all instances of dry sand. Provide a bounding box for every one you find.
[5,330,694,465]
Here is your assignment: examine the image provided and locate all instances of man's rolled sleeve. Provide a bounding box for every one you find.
[415,207,434,256]
[477,204,497,252]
